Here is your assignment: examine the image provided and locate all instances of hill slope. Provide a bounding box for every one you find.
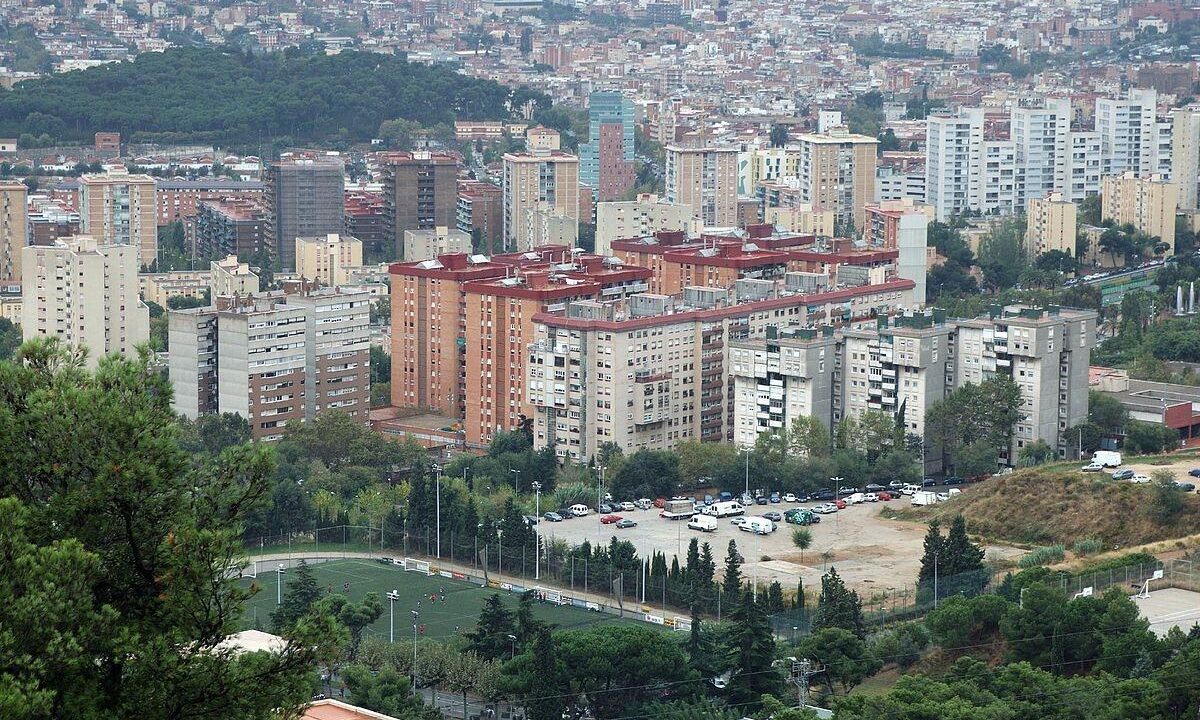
[0,47,549,146]
[889,468,1200,547]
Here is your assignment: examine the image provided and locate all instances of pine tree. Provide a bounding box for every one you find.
[917,519,945,584]
[766,581,785,614]
[269,559,322,632]
[685,538,700,581]
[943,514,984,575]
[726,589,783,706]
[466,593,515,661]
[698,542,716,589]
[812,567,865,638]
[722,539,744,596]
[524,628,565,720]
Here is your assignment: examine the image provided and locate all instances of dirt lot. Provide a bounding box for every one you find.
[1119,455,1200,488]
[536,495,1024,593]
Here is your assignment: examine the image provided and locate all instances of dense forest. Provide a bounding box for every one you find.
[0,46,550,147]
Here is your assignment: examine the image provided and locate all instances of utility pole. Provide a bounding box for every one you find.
[531,481,542,581]
[933,552,939,609]
[432,463,443,560]
[790,658,824,710]
[387,590,400,643]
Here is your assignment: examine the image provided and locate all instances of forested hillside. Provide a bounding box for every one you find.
[0,46,549,147]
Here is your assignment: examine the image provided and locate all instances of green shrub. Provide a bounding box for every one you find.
[1072,537,1104,556]
[1078,551,1158,574]
[1018,544,1066,569]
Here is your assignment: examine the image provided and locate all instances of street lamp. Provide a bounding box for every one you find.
[507,633,517,660]
[411,608,420,686]
[597,465,605,546]
[831,476,843,528]
[431,463,443,559]
[510,468,521,494]
[531,481,542,581]
[743,448,752,497]
[387,590,400,643]
[276,563,286,605]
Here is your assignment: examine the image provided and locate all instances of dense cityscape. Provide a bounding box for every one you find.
[3,0,1200,718]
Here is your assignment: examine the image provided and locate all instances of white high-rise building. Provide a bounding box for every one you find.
[1171,106,1200,210]
[981,140,1018,214]
[1011,98,1071,206]
[1096,88,1158,176]
[926,109,984,221]
[21,235,150,367]
[1064,131,1103,201]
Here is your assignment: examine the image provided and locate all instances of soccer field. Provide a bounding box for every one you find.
[239,559,634,641]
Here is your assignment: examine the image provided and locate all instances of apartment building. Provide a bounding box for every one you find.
[403,226,470,261]
[195,198,266,258]
[344,191,389,261]
[1171,106,1200,211]
[742,147,801,196]
[141,270,210,307]
[665,144,739,227]
[865,200,930,304]
[1011,98,1070,207]
[656,241,792,295]
[263,152,346,270]
[595,194,699,255]
[579,91,637,202]
[295,233,363,286]
[168,286,370,441]
[765,204,836,236]
[502,129,580,251]
[0,181,27,282]
[1096,88,1158,176]
[1101,172,1177,253]
[731,305,1096,467]
[794,129,879,231]
[926,109,984,221]
[155,178,264,225]
[27,193,79,247]
[79,172,158,266]
[210,255,260,297]
[456,180,502,254]
[527,279,916,462]
[21,235,150,367]
[1064,131,1103,202]
[381,152,458,259]
[1026,191,1078,257]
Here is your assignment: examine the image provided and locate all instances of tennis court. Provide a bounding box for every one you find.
[239,558,636,641]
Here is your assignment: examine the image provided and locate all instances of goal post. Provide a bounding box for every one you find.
[403,558,432,575]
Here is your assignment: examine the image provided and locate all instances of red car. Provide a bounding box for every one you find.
[879,492,893,501]
[600,514,622,524]
[653,497,666,508]
[835,499,847,510]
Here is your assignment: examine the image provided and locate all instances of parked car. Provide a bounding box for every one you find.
[936,492,950,502]
[943,476,964,486]
[1111,469,1134,481]
[719,491,734,502]
[1176,481,1197,492]
[812,503,838,514]
[523,515,539,526]
[888,481,906,490]
[688,515,718,532]
[1189,468,1200,478]
[703,494,715,505]
[782,492,798,503]
[838,486,856,496]
[740,493,754,506]
[835,499,847,510]
[763,511,783,522]
[1131,474,1151,484]
[755,496,769,505]
[879,492,893,501]
[620,501,635,512]
[730,517,750,528]
[1081,463,1105,473]
[634,498,653,510]
[615,519,638,529]
[600,514,622,524]
[653,498,666,509]
[864,484,886,493]
[556,507,576,519]
[846,492,865,505]
[770,492,781,503]
[543,512,564,522]
[598,503,615,514]
[811,489,834,500]
[921,478,938,488]
[569,504,591,517]
[901,484,920,496]
[864,493,879,502]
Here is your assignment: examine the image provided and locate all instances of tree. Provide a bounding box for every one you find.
[722,539,744,596]
[316,592,385,660]
[0,317,21,360]
[177,412,251,455]
[466,593,515,661]
[953,439,1000,479]
[0,340,331,717]
[516,627,567,720]
[769,123,789,147]
[812,568,865,637]
[1124,420,1180,455]
[1018,440,1055,467]
[917,519,945,586]
[519,26,533,55]
[342,664,429,718]
[271,560,323,632]
[610,449,681,499]
[977,218,1028,290]
[796,628,880,695]
[725,589,782,706]
[792,528,813,564]
[788,416,832,458]
[1088,390,1129,433]
[1147,471,1185,523]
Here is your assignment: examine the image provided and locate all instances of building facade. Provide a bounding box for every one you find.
[195,198,266,259]
[1026,191,1078,257]
[1101,172,1178,254]
[0,181,27,282]
[665,145,739,227]
[263,152,346,270]
[456,180,502,254]
[502,129,580,251]
[795,129,879,231]
[79,172,158,266]
[381,152,458,259]
[595,194,699,255]
[579,91,637,202]
[295,233,363,286]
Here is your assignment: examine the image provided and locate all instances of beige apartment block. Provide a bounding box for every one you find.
[795,129,879,231]
[1170,106,1200,211]
[79,172,158,267]
[503,128,580,250]
[665,145,739,227]
[210,255,260,297]
[22,235,149,367]
[403,226,470,261]
[0,181,27,282]
[595,194,699,255]
[141,270,210,307]
[1026,191,1078,257]
[295,233,363,286]
[765,204,835,236]
[1101,172,1177,254]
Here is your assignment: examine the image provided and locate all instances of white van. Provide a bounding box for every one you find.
[741,517,775,535]
[846,492,865,505]
[901,484,919,496]
[710,501,746,518]
[688,515,718,532]
[569,504,591,517]
[1092,451,1122,468]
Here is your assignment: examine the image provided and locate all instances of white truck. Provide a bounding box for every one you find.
[1092,451,1122,468]
[740,516,775,535]
[911,490,941,507]
[710,501,746,518]
[660,499,697,520]
[687,515,718,532]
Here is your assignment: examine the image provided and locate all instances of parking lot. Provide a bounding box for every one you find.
[536,494,1024,593]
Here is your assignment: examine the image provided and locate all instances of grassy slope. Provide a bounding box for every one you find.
[888,468,1200,547]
